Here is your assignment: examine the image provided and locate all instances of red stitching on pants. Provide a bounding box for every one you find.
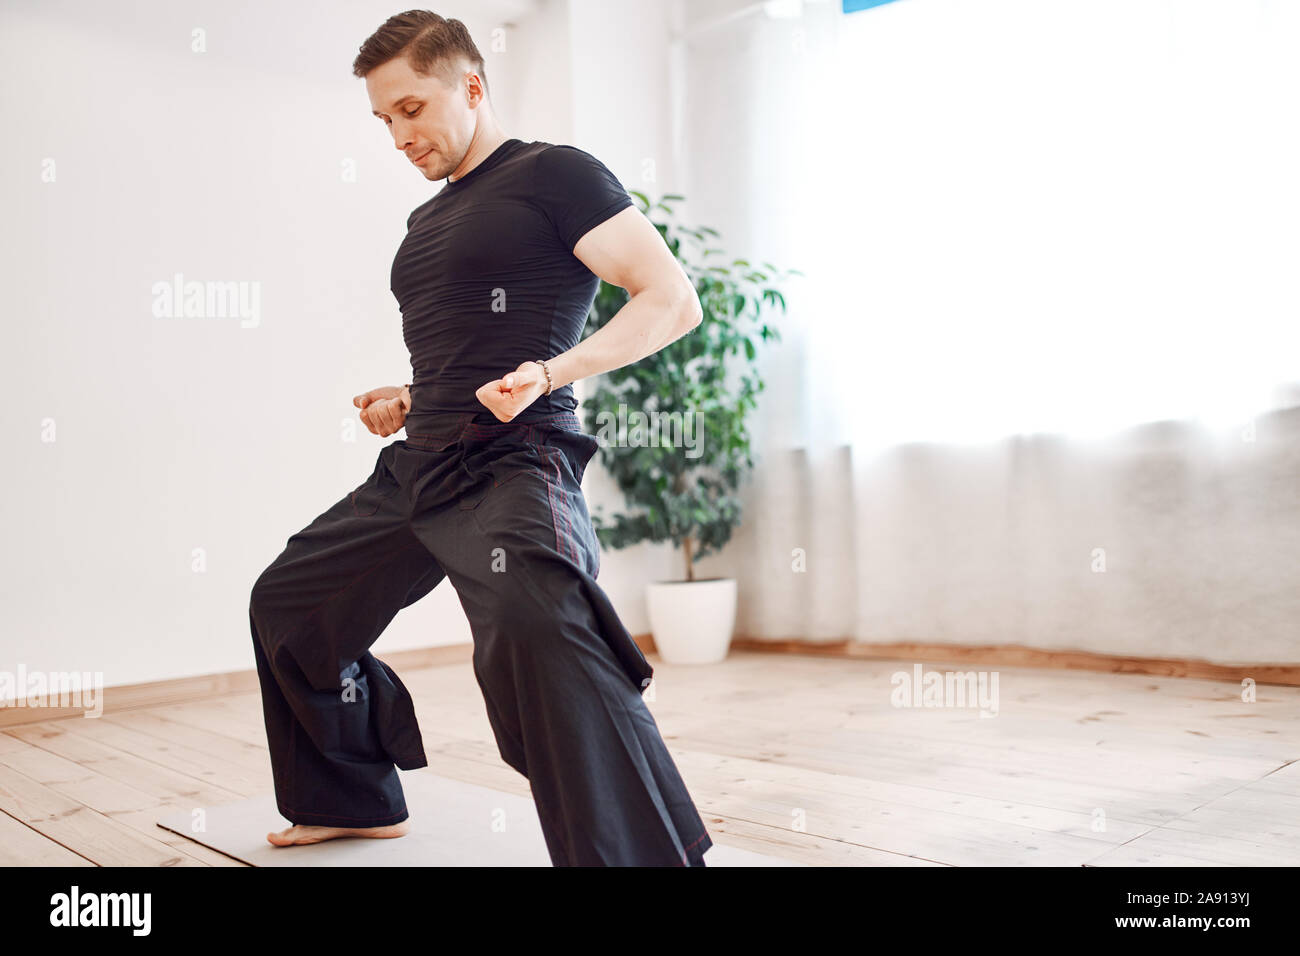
[682,830,709,852]
[546,450,578,566]
[524,441,575,568]
[677,830,710,866]
[541,454,570,565]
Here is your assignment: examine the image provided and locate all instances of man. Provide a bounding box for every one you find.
[248,10,712,866]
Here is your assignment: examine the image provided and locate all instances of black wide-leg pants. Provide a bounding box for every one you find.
[248,410,712,866]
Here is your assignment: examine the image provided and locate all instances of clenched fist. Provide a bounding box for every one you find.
[353,385,411,437]
[475,361,547,423]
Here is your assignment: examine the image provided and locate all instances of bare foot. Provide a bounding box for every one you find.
[266,819,410,846]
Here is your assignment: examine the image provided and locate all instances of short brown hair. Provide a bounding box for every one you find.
[352,9,488,96]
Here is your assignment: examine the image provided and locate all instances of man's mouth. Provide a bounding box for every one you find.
[410,148,433,165]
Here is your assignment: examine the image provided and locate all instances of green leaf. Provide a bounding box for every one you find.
[582,192,797,569]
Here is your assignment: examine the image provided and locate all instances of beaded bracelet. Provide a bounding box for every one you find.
[535,359,553,396]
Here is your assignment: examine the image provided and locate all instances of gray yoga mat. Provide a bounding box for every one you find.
[156,769,801,867]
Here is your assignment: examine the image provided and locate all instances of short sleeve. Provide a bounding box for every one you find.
[534,145,634,253]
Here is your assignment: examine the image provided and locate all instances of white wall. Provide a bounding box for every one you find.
[499,0,576,145]
[0,0,626,691]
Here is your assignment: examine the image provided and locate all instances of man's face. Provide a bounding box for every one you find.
[366,54,477,181]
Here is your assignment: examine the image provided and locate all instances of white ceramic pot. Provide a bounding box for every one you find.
[644,578,738,664]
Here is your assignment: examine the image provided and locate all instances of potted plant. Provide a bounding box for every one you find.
[581,190,799,664]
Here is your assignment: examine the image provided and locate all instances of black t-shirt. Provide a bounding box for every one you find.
[391,138,634,429]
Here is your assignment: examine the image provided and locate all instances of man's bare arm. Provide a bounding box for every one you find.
[544,206,702,391]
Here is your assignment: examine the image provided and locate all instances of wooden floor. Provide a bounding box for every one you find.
[2,649,1298,866]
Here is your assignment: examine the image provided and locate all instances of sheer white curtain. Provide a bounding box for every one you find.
[684,0,1300,658]
[792,0,1300,449]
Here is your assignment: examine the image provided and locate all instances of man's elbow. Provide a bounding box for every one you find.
[676,286,703,332]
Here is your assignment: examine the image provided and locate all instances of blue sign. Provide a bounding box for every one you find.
[843,0,904,11]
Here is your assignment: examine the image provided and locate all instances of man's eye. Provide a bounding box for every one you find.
[381,107,420,125]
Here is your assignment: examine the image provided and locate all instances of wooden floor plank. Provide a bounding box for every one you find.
[1,725,250,867]
[2,652,1296,865]
[5,723,247,805]
[99,710,274,777]
[51,713,271,797]
[0,809,95,867]
[0,724,250,866]
[0,762,203,866]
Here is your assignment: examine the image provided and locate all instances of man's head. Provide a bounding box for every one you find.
[354,10,493,181]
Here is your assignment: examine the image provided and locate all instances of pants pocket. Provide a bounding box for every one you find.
[533,444,602,579]
[350,446,402,517]
[539,427,601,484]
[457,443,544,511]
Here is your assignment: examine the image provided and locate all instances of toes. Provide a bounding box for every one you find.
[267,826,305,846]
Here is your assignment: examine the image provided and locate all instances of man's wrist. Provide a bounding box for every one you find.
[535,355,578,394]
[532,360,553,396]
